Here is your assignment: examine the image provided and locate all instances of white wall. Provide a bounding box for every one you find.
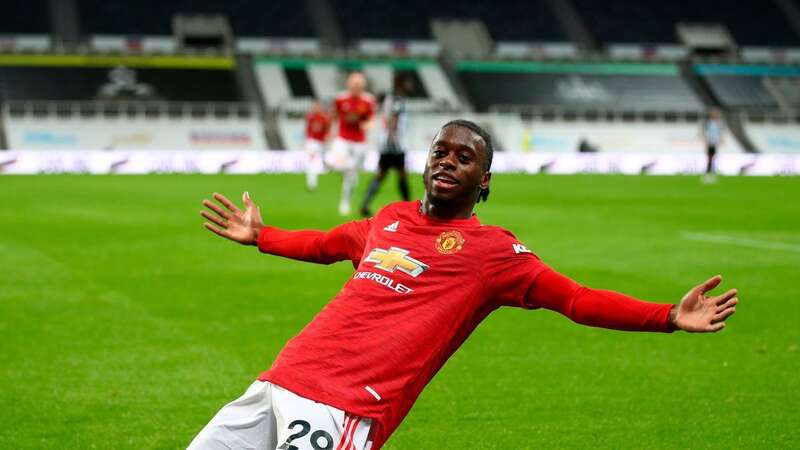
[514,120,744,153]
[746,122,800,153]
[5,116,267,150]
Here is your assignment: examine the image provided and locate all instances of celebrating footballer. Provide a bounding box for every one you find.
[193,120,739,450]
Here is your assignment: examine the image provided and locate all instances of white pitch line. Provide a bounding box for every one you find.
[681,232,800,254]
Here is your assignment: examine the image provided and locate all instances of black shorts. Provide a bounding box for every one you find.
[378,153,406,171]
[707,145,717,157]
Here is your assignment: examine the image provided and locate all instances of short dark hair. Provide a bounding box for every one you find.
[393,71,413,92]
[441,119,493,171]
[440,119,493,203]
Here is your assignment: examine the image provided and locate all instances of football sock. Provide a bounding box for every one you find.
[307,169,318,190]
[340,170,358,215]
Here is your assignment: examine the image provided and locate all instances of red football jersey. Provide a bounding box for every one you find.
[334,91,375,142]
[256,201,672,449]
[306,111,331,142]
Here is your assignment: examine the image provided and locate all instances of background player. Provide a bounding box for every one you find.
[325,72,375,215]
[195,120,739,450]
[701,107,725,183]
[304,99,331,191]
[359,72,414,217]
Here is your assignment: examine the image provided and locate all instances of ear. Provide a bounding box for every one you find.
[480,171,492,190]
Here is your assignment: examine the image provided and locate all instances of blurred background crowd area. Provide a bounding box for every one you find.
[0,0,799,156]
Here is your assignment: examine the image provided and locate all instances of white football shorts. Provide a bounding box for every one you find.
[188,381,373,450]
[324,137,368,172]
[305,138,324,157]
[305,138,325,172]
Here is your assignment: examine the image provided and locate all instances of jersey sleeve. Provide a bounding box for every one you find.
[526,269,675,332]
[485,233,551,308]
[256,219,372,268]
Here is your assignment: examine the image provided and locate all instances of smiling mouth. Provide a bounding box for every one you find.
[432,173,459,186]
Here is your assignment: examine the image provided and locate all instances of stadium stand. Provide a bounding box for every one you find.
[255,56,458,112]
[456,61,704,113]
[331,0,565,42]
[0,0,798,163]
[0,51,262,150]
[572,0,800,46]
[0,0,51,34]
[77,0,315,37]
[765,77,800,110]
[696,64,800,110]
[0,61,242,102]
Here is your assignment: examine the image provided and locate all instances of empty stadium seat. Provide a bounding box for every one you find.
[332,0,565,41]
[572,0,799,45]
[77,0,315,37]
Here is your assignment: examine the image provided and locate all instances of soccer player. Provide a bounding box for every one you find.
[326,72,376,215]
[359,72,414,217]
[194,120,739,450]
[304,99,331,191]
[701,107,725,183]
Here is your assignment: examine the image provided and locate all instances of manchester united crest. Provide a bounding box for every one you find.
[436,230,465,254]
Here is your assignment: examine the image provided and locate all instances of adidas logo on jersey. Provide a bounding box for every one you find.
[384,221,399,232]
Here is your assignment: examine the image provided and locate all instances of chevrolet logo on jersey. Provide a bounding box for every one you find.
[364,247,428,277]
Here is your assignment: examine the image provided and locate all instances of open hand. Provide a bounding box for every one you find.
[672,275,738,332]
[201,192,264,245]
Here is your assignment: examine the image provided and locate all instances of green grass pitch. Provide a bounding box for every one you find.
[0,173,798,449]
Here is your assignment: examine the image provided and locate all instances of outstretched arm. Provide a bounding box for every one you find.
[528,270,738,333]
[201,192,370,266]
[201,192,264,245]
[671,275,738,332]
[255,224,369,266]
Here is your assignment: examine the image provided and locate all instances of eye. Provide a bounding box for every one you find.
[432,149,446,158]
[458,154,471,163]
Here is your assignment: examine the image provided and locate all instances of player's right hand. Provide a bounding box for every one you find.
[201,192,264,246]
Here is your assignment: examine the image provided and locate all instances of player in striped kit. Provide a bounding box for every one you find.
[359,72,414,217]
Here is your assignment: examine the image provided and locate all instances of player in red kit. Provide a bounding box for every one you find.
[192,120,739,450]
[304,100,331,191]
[325,72,375,215]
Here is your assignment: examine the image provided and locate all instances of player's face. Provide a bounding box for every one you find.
[423,125,490,204]
[400,77,414,94]
[347,73,365,95]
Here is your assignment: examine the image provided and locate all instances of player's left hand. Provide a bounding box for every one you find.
[672,275,738,332]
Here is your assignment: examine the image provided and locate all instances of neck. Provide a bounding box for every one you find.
[420,194,474,220]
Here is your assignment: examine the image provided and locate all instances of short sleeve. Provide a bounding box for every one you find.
[485,233,550,308]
